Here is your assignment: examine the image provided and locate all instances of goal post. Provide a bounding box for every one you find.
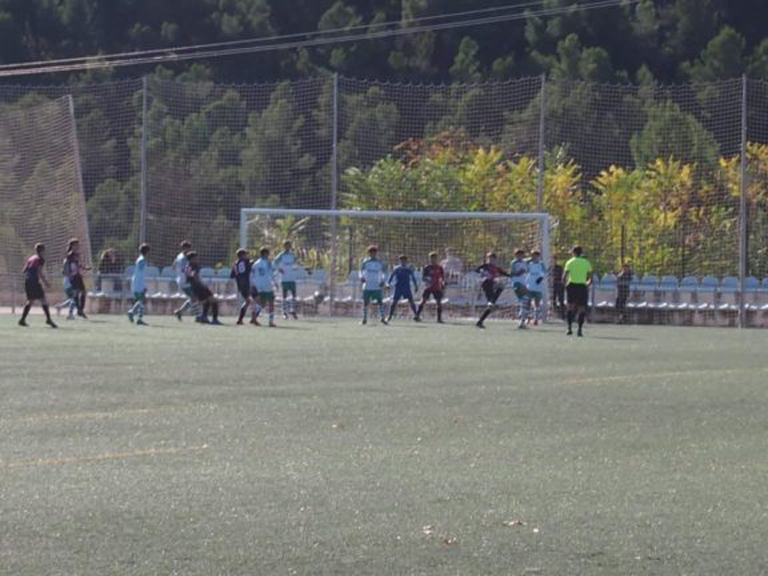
[240,208,551,318]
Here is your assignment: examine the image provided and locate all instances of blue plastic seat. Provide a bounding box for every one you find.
[660,276,679,290]
[699,277,719,292]
[720,277,739,293]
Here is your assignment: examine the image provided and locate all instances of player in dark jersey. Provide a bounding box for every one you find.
[475,252,512,329]
[62,238,91,319]
[387,255,419,322]
[230,248,253,325]
[19,243,57,328]
[185,252,221,325]
[415,252,445,323]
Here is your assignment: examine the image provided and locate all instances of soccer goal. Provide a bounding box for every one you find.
[239,208,551,317]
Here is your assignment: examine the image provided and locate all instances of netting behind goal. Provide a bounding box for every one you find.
[241,209,549,317]
[0,96,91,305]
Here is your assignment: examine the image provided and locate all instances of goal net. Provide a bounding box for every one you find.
[0,95,91,307]
[240,208,550,318]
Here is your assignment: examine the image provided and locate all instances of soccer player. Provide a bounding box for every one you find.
[475,252,512,329]
[510,249,530,329]
[415,252,445,323]
[19,243,57,328]
[387,255,419,322]
[563,245,593,337]
[360,245,388,325]
[230,248,253,325]
[250,247,277,327]
[127,244,150,326]
[526,250,548,326]
[172,240,196,321]
[185,251,221,325]
[616,261,633,324]
[274,240,301,320]
[62,238,90,319]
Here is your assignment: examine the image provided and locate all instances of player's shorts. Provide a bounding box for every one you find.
[25,280,45,301]
[566,283,589,307]
[258,291,275,302]
[392,287,413,301]
[282,281,297,297]
[363,289,384,304]
[528,290,543,301]
[191,282,213,301]
[237,281,250,301]
[249,286,259,299]
[71,274,86,292]
[513,283,529,300]
[133,290,147,303]
[482,282,503,304]
[422,288,443,302]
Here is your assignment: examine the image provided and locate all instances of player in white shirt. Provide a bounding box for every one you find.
[127,244,150,325]
[274,240,301,320]
[250,247,278,327]
[526,250,548,326]
[510,249,530,329]
[360,245,388,325]
[172,240,197,320]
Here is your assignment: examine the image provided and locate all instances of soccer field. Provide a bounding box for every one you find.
[2,316,768,575]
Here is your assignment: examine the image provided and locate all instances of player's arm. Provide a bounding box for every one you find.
[39,267,51,289]
[387,269,396,287]
[586,262,594,286]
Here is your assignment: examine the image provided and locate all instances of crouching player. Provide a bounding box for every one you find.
[415,251,445,323]
[19,243,57,328]
[250,247,277,327]
[510,249,530,329]
[230,248,253,325]
[360,245,387,325]
[475,252,512,329]
[185,251,221,325]
[526,250,548,325]
[127,244,150,325]
[387,255,419,322]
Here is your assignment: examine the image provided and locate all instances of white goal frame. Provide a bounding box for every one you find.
[240,208,551,314]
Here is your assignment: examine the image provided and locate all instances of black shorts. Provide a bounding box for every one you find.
[422,288,443,302]
[71,274,86,292]
[482,281,503,304]
[249,286,259,299]
[566,283,589,307]
[237,281,250,301]
[25,280,45,301]
[191,282,212,301]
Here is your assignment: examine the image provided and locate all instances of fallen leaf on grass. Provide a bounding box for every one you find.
[503,519,526,527]
[442,537,459,546]
[422,525,436,536]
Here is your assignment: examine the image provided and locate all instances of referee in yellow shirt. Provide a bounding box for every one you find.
[563,245,593,337]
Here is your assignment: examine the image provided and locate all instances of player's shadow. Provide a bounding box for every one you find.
[588,335,642,341]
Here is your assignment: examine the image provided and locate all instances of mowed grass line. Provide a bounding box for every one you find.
[1,316,768,575]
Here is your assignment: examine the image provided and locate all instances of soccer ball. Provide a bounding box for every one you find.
[313,290,326,304]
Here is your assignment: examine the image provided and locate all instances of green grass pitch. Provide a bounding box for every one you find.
[2,315,768,575]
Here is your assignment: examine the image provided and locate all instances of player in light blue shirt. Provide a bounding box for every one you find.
[510,249,531,329]
[127,244,150,325]
[360,245,388,325]
[525,250,548,325]
[250,247,278,327]
[274,240,302,320]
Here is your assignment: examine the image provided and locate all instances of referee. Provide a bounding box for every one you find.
[563,245,593,337]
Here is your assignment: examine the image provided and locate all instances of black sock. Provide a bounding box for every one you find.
[21,303,31,322]
[437,304,442,321]
[567,310,574,329]
[43,305,52,322]
[416,302,424,316]
[479,307,493,323]
[578,312,585,329]
[203,301,210,317]
[78,292,86,313]
[212,302,219,321]
[238,304,247,323]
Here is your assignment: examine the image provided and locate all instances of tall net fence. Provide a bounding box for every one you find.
[1,74,768,324]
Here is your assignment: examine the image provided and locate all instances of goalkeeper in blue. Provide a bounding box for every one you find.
[510,249,531,329]
[525,250,548,326]
[274,240,301,320]
[360,245,388,325]
[387,254,419,322]
[127,244,150,326]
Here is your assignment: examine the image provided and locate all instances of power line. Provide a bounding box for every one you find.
[0,0,637,78]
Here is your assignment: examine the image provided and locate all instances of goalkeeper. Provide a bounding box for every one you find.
[387,255,419,322]
[525,250,548,326]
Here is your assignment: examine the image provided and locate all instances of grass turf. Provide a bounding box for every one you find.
[1,314,768,575]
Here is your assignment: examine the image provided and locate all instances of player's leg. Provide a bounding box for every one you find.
[477,286,500,328]
[565,285,575,335]
[40,295,56,328]
[516,286,530,329]
[415,289,429,319]
[289,283,298,319]
[237,291,249,325]
[387,291,401,321]
[406,291,418,317]
[282,283,290,319]
[435,291,444,323]
[266,294,276,327]
[377,292,387,324]
[576,288,587,336]
[19,298,32,326]
[210,299,221,325]
[361,291,370,324]
[250,288,261,325]
[136,291,148,325]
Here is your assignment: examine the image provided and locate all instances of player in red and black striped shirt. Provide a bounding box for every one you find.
[19,243,57,328]
[415,252,445,323]
[475,252,512,329]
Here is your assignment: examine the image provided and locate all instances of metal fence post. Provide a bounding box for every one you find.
[328,73,340,316]
[739,74,748,329]
[139,76,149,245]
[537,73,546,213]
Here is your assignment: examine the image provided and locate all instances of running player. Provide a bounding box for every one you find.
[62,238,90,319]
[475,252,512,329]
[230,248,253,325]
[360,245,388,325]
[19,243,57,328]
[274,240,301,320]
[387,255,419,322]
[415,252,445,323]
[526,250,548,325]
[185,251,221,325]
[250,247,277,327]
[563,245,593,337]
[510,249,530,329]
[172,240,197,320]
[127,244,150,325]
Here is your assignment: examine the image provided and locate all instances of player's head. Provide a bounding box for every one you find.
[367,245,378,257]
[139,243,150,256]
[531,249,541,261]
[180,240,192,251]
[514,248,526,259]
[572,245,583,257]
[260,247,270,258]
[283,240,292,250]
[236,248,247,259]
[68,238,80,252]
[429,251,438,264]
[399,254,408,263]
[622,260,631,270]
[486,251,497,263]
[445,248,454,256]
[35,243,45,256]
